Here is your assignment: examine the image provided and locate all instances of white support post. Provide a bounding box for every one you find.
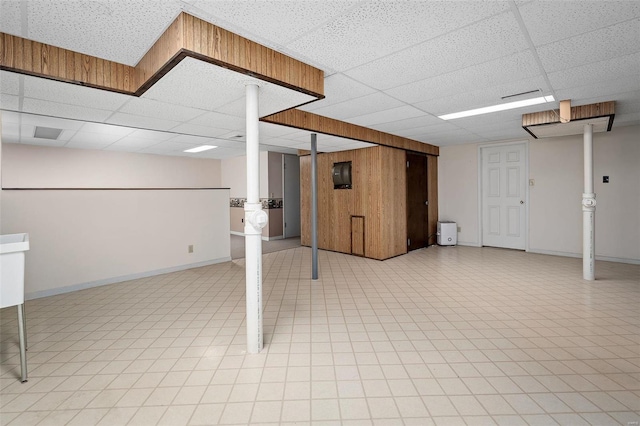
[582,123,596,280]
[244,83,267,353]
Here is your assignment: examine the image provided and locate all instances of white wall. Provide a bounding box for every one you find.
[438,143,480,245]
[438,125,640,263]
[2,189,230,299]
[1,143,230,298]
[221,151,281,198]
[2,143,221,188]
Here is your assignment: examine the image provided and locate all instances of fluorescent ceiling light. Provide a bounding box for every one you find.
[184,145,217,153]
[438,95,555,120]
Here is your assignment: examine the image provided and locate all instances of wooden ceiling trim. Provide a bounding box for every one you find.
[0,32,138,94]
[262,109,439,156]
[0,12,324,99]
[522,101,615,127]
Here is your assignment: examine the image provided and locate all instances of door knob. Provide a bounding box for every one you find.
[520,200,524,204]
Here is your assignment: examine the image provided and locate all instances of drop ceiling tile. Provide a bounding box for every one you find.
[369,114,442,133]
[0,110,21,124]
[298,73,377,112]
[548,52,640,90]
[347,105,427,127]
[120,97,206,122]
[0,0,23,36]
[1,94,20,111]
[286,1,511,73]
[536,18,640,73]
[169,123,233,138]
[518,1,640,46]
[104,138,161,151]
[554,76,640,105]
[344,11,528,90]
[106,113,180,132]
[80,122,136,137]
[415,76,549,116]
[19,112,86,131]
[127,128,176,141]
[167,134,215,145]
[26,1,182,65]
[309,92,404,121]
[386,50,541,105]
[189,111,246,130]
[184,0,361,47]
[614,112,640,126]
[259,122,300,138]
[0,71,21,95]
[19,137,67,148]
[21,98,113,122]
[69,131,125,145]
[23,74,130,110]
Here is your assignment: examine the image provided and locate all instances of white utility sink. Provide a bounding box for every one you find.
[1,233,30,382]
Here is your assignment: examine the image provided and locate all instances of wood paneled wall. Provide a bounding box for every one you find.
[262,109,438,156]
[300,145,407,260]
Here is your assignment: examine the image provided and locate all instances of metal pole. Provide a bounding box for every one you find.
[311,133,318,280]
[17,304,27,382]
[244,83,266,353]
[582,123,596,280]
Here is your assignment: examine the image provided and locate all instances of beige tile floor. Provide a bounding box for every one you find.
[1,246,639,425]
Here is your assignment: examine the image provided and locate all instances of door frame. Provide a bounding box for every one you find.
[477,140,530,251]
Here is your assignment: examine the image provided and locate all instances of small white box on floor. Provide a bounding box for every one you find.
[437,221,457,246]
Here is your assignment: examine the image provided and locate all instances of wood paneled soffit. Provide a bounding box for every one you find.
[262,109,439,156]
[0,12,325,98]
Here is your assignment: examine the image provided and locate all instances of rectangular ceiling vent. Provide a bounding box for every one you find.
[34,126,63,140]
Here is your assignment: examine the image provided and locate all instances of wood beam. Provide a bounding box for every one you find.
[0,12,324,99]
[522,101,615,127]
[262,109,439,156]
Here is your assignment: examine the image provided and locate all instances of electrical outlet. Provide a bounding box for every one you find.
[188,245,194,253]
[457,226,461,233]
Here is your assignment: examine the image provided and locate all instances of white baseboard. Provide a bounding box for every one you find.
[456,241,481,247]
[25,257,232,300]
[527,248,640,265]
[230,231,244,237]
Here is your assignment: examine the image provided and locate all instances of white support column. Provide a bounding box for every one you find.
[244,83,267,353]
[582,123,596,280]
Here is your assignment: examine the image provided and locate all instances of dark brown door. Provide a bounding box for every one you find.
[406,152,428,251]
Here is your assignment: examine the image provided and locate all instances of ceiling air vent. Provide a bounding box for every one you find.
[34,126,63,140]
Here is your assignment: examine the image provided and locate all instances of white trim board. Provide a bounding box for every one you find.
[25,257,232,300]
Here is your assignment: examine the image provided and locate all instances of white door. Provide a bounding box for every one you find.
[481,143,526,250]
[283,154,301,238]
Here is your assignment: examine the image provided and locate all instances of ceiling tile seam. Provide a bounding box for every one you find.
[529,16,640,49]
[509,1,557,101]
[333,8,520,77]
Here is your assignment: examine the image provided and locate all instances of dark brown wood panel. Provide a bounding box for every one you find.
[427,155,439,246]
[406,152,428,251]
[351,216,365,256]
[262,108,439,156]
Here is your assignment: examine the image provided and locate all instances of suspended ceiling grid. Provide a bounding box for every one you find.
[1,1,639,159]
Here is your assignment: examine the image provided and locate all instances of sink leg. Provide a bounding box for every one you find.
[17,304,27,383]
[22,303,27,351]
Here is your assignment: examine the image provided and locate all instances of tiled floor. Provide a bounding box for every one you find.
[1,246,639,425]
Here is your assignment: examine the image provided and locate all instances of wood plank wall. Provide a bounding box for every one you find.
[262,109,439,156]
[300,145,408,260]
